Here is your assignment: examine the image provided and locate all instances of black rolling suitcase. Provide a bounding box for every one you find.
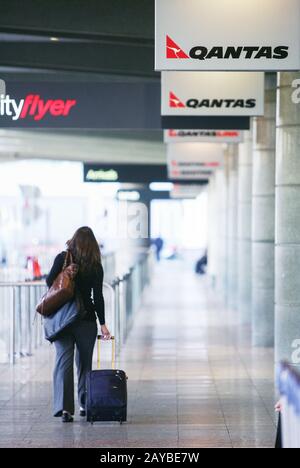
[86,335,127,424]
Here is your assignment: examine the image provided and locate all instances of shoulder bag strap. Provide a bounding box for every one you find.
[62,250,73,270]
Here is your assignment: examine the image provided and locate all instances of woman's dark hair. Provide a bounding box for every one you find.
[67,227,101,274]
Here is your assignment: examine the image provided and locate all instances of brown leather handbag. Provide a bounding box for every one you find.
[36,251,78,317]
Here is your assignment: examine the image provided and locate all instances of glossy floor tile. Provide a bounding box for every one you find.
[0,260,277,448]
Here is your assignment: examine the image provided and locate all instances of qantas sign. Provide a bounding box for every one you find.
[155,0,300,71]
[169,91,256,110]
[167,142,225,180]
[162,72,264,117]
[168,130,240,138]
[164,129,243,144]
[166,36,289,62]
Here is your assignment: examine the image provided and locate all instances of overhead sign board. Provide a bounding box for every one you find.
[0,80,6,96]
[0,81,161,129]
[162,116,250,131]
[164,129,243,144]
[84,164,168,184]
[83,163,209,185]
[167,143,223,180]
[162,72,264,117]
[155,0,300,71]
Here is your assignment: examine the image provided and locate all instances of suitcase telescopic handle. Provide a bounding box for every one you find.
[97,335,115,370]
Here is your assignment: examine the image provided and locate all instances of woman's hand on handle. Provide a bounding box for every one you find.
[275,400,282,413]
[101,324,111,340]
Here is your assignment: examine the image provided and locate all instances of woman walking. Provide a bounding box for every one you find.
[46,227,111,423]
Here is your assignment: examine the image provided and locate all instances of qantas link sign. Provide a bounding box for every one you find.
[167,143,224,180]
[162,72,264,117]
[155,0,300,71]
[164,129,243,144]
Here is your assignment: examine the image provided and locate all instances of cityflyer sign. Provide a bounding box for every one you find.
[0,80,6,97]
[0,94,77,122]
[155,0,300,71]
[0,81,161,129]
[162,72,264,117]
[167,143,224,180]
[164,129,243,144]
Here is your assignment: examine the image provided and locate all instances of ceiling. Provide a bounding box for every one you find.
[0,129,166,165]
[0,0,157,79]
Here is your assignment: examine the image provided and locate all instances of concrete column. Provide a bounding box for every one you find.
[207,173,218,288]
[215,165,229,296]
[238,131,253,323]
[275,72,300,367]
[252,75,276,347]
[227,145,239,308]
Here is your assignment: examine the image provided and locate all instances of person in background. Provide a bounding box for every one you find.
[153,237,164,262]
[32,257,42,280]
[195,250,208,275]
[166,246,179,261]
[26,256,42,280]
[46,227,111,423]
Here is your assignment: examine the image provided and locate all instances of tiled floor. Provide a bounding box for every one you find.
[0,260,277,448]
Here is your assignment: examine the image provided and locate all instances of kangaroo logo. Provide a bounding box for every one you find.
[166,35,189,59]
[169,92,185,108]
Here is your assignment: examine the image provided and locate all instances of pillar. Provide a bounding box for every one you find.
[226,145,239,308]
[238,131,253,324]
[215,165,229,297]
[252,74,276,347]
[207,173,218,288]
[275,72,300,368]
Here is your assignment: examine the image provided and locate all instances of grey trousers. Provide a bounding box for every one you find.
[53,320,97,417]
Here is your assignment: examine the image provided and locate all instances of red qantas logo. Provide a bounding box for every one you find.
[169,92,185,108]
[0,94,77,121]
[166,36,189,59]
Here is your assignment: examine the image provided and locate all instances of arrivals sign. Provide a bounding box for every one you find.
[164,129,243,144]
[167,143,224,180]
[83,163,209,184]
[155,0,300,71]
[162,72,264,117]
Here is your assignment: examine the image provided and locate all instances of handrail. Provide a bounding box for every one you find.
[0,281,46,287]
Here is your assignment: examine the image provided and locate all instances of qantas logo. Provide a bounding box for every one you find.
[169,92,256,109]
[169,92,185,108]
[0,94,77,121]
[166,36,189,59]
[166,35,289,61]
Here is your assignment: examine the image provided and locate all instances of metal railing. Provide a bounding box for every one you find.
[0,252,116,284]
[0,282,47,364]
[101,252,116,283]
[0,249,153,365]
[278,362,300,448]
